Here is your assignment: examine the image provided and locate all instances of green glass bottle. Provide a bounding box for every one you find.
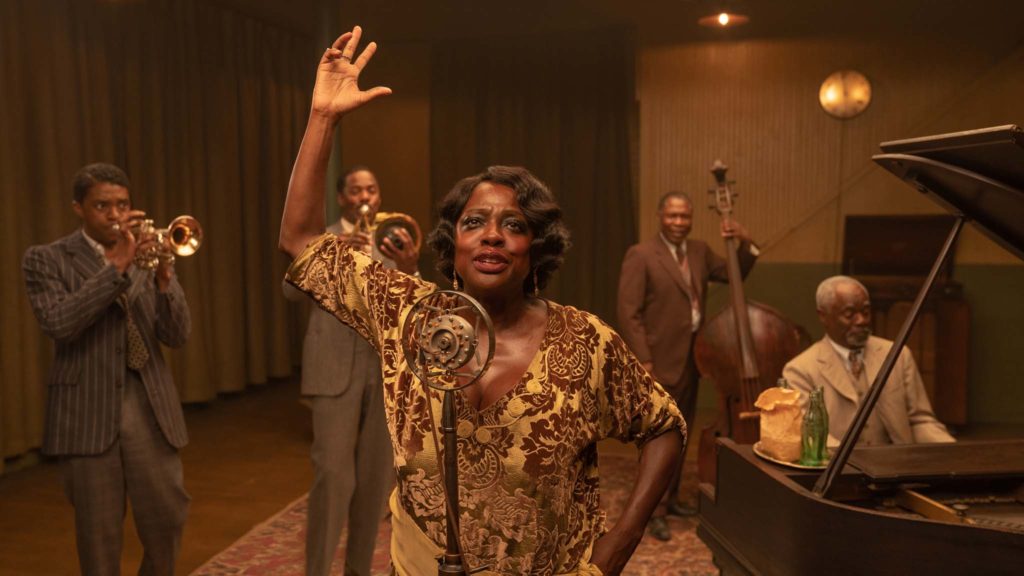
[800,387,829,466]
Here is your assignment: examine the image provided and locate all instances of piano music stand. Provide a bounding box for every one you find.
[814,125,1024,498]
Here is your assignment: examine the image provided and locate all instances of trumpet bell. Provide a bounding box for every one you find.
[373,213,422,253]
[165,215,203,257]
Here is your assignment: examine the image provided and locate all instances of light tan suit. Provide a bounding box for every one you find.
[283,220,395,576]
[783,336,955,445]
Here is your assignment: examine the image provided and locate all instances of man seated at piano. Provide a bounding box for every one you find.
[783,275,955,446]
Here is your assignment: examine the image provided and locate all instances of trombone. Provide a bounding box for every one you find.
[114,215,204,269]
[354,203,422,254]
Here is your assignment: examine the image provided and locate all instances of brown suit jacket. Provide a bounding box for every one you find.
[23,230,191,455]
[617,235,755,386]
[783,336,955,445]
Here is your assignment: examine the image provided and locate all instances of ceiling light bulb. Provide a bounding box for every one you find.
[698,11,749,28]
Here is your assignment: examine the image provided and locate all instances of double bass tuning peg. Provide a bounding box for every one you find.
[707,160,738,215]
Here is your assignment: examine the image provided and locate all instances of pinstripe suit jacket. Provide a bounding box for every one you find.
[23,230,191,456]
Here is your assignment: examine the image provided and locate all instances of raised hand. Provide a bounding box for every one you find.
[279,26,392,259]
[311,26,392,119]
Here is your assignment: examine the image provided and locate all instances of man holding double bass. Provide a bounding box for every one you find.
[617,190,758,541]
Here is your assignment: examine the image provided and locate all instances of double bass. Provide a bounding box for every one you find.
[694,161,808,484]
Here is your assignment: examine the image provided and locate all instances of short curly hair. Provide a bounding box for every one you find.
[336,164,374,192]
[427,166,571,295]
[72,163,131,203]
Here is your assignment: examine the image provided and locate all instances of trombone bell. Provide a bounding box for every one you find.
[373,213,422,254]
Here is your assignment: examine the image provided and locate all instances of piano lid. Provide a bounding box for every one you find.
[816,126,1023,498]
[873,125,1024,261]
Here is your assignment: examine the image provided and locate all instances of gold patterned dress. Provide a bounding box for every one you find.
[286,234,686,575]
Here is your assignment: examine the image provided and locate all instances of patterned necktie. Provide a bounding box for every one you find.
[676,245,700,319]
[95,247,150,371]
[849,347,864,380]
[117,291,150,371]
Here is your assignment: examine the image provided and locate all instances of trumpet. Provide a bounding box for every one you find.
[353,203,421,254]
[114,215,203,269]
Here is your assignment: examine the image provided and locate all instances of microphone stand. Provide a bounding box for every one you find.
[400,290,494,576]
[438,390,465,575]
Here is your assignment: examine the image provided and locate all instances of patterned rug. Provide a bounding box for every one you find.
[191,456,715,575]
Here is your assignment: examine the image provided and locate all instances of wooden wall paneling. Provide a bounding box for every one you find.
[638,35,1024,265]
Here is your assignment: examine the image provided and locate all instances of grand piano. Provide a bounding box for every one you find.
[697,125,1024,576]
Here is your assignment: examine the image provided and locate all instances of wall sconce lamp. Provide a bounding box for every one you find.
[819,70,873,119]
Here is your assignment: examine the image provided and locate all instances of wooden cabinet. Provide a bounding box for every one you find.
[844,216,970,426]
[859,277,969,426]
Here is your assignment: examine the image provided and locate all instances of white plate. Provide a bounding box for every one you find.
[752,441,828,470]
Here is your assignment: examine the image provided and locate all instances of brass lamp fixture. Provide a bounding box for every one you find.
[818,70,873,119]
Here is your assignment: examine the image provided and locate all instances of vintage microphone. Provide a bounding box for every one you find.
[400,290,494,576]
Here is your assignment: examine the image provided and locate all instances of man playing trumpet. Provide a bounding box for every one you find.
[22,162,192,575]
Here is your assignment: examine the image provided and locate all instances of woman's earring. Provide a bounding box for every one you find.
[533,268,540,298]
[452,272,460,291]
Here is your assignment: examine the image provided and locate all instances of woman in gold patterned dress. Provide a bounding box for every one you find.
[279,27,686,576]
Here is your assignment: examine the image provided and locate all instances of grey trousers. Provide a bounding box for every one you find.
[306,369,394,576]
[62,369,190,576]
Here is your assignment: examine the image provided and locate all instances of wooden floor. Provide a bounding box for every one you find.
[0,378,314,576]
[0,376,687,576]
[3,375,1013,575]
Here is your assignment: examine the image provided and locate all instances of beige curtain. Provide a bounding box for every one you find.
[429,30,637,322]
[0,0,314,472]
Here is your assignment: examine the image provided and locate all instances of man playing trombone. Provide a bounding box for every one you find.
[284,165,420,576]
[22,162,192,576]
